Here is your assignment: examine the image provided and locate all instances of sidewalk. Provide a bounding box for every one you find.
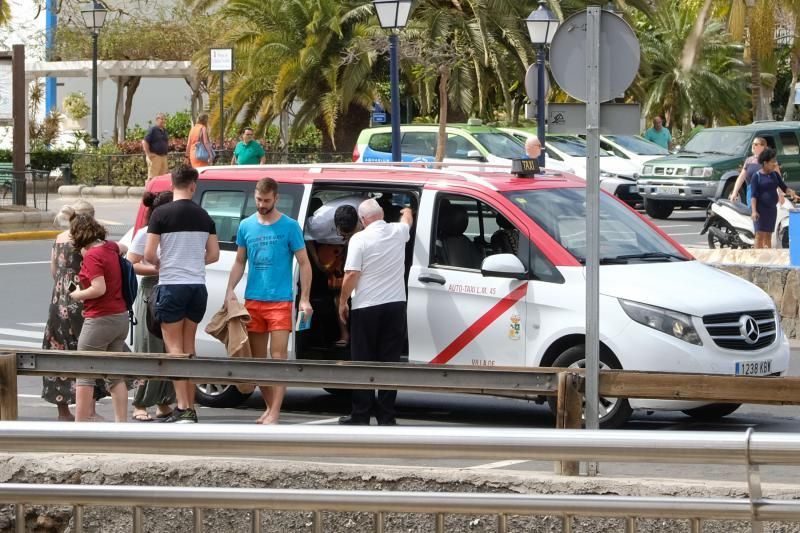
[0,195,138,240]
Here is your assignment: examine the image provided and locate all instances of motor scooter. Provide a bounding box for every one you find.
[700,198,792,249]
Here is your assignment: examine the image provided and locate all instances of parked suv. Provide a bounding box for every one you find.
[637,122,800,219]
[127,162,788,427]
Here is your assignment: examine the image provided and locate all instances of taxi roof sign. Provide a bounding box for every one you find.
[511,158,541,177]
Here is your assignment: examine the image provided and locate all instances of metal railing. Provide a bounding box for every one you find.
[1,423,799,532]
[0,168,50,209]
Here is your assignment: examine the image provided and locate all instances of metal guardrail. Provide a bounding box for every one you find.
[1,423,799,532]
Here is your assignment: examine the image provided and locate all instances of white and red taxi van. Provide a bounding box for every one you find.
[129,163,788,427]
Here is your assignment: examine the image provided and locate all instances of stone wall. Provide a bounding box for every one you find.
[688,248,800,338]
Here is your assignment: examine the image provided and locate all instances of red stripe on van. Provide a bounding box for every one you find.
[428,282,528,365]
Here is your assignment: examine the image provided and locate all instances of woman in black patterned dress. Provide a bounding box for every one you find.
[41,201,104,420]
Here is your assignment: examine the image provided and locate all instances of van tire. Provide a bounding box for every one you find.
[644,199,674,219]
[195,383,252,408]
[682,403,741,421]
[546,345,633,429]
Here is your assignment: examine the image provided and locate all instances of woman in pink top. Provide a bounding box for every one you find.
[69,215,131,422]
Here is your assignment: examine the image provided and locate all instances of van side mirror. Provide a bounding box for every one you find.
[481,254,528,279]
[466,150,486,162]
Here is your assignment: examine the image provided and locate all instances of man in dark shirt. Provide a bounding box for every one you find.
[142,113,170,182]
[145,166,220,423]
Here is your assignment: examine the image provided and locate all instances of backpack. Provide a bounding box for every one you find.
[118,253,139,343]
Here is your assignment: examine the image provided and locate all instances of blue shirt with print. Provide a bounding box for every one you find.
[236,213,305,302]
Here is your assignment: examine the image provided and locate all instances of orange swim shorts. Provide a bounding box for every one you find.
[244,300,293,333]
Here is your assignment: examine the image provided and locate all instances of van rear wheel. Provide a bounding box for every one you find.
[546,345,632,429]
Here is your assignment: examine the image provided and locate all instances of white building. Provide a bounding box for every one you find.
[0,0,192,149]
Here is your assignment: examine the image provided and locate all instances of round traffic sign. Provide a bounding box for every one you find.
[548,10,640,103]
[524,63,551,104]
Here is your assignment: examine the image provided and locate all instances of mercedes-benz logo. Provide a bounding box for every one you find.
[739,315,760,344]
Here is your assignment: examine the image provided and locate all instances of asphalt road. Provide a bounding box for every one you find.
[1,200,796,484]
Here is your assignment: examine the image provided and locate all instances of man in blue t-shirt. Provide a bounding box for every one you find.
[225,177,312,424]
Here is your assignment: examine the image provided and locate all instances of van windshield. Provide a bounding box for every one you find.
[472,132,527,159]
[503,188,687,264]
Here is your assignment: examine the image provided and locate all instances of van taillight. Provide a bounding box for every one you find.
[352,145,360,162]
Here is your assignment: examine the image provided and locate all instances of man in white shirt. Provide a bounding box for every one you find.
[305,194,366,244]
[338,198,413,426]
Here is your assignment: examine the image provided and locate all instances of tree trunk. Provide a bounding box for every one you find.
[112,77,124,144]
[785,53,800,121]
[746,4,762,121]
[436,66,450,163]
[122,77,141,140]
[679,0,713,72]
[333,105,370,157]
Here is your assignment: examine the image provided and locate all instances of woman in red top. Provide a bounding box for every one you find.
[69,214,130,422]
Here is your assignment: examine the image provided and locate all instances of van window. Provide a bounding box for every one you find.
[244,185,303,220]
[199,183,304,248]
[368,132,392,153]
[200,190,246,244]
[779,132,800,156]
[432,194,562,282]
[401,132,436,157]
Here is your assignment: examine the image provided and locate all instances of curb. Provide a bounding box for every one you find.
[59,185,145,200]
[0,229,60,241]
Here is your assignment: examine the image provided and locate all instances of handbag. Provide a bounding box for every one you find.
[195,141,212,163]
[146,286,164,340]
[194,126,214,162]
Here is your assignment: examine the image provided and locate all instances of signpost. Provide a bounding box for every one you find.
[210,48,234,148]
[548,8,640,476]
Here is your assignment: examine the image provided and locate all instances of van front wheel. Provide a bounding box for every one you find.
[546,345,632,429]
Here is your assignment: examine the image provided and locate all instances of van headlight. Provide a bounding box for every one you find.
[690,166,713,177]
[642,165,653,175]
[619,299,702,345]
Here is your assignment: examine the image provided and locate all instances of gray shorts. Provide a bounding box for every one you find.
[76,312,129,388]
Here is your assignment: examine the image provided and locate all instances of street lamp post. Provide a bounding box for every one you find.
[525,0,559,168]
[372,0,413,162]
[80,2,107,148]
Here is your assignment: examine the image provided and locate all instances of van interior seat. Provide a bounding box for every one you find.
[436,204,484,269]
[491,214,518,254]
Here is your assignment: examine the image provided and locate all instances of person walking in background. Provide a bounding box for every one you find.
[729,137,770,205]
[186,114,214,168]
[644,116,672,150]
[231,128,266,165]
[143,112,170,182]
[145,166,220,424]
[750,148,799,248]
[524,136,542,160]
[69,215,131,423]
[338,199,413,426]
[127,191,176,422]
[42,200,106,421]
[225,177,312,424]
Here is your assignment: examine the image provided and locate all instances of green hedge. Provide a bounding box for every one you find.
[0,149,75,170]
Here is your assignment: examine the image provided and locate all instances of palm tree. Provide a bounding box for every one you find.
[636,1,748,139]
[197,0,377,151]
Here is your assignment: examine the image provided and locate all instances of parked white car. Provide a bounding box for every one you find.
[501,129,641,206]
[594,134,670,170]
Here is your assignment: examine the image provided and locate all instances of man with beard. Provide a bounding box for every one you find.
[225,177,312,424]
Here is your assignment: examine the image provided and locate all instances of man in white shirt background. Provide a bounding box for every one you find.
[338,199,413,426]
